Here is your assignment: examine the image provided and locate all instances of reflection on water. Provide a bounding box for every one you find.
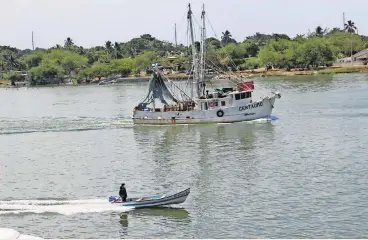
[118,213,129,237]
[129,207,190,220]
[119,213,129,227]
[117,208,190,238]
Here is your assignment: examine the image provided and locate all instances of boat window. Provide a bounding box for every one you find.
[215,101,219,107]
[246,92,252,98]
[221,101,226,106]
[235,93,241,100]
[202,102,208,110]
[240,92,246,99]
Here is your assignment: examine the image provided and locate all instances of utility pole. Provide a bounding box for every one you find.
[32,31,35,50]
[174,23,178,48]
[343,12,346,30]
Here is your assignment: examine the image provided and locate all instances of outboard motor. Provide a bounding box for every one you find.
[109,196,117,203]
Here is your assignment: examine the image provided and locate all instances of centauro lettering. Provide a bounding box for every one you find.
[238,102,263,111]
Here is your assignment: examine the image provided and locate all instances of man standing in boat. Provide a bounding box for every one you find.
[119,183,127,202]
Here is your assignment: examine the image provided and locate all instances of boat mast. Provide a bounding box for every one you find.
[200,4,206,97]
[187,3,199,99]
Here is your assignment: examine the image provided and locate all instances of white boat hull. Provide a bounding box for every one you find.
[133,94,279,125]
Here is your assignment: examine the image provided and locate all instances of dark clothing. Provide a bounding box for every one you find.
[119,186,127,202]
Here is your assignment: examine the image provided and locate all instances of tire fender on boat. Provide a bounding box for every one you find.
[216,110,224,117]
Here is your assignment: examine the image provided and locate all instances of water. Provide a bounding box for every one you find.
[0,73,368,238]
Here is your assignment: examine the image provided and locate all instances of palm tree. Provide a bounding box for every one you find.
[344,20,358,64]
[3,54,21,71]
[315,26,324,37]
[221,30,232,45]
[105,40,112,50]
[64,37,74,48]
[344,20,357,33]
[105,41,113,58]
[114,42,121,59]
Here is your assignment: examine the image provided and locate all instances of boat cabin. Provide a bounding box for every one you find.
[134,81,255,113]
[197,89,253,111]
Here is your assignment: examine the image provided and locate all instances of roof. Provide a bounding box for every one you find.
[352,49,368,59]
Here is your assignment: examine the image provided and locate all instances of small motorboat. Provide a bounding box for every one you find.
[108,188,190,208]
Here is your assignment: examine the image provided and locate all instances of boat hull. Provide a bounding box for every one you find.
[133,95,280,125]
[109,188,190,208]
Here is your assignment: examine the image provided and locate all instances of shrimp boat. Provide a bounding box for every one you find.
[132,4,281,125]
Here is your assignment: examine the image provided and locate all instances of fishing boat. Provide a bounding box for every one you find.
[108,188,190,208]
[132,4,281,125]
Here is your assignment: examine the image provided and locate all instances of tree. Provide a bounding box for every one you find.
[344,20,357,33]
[28,58,64,85]
[239,57,261,70]
[87,63,110,81]
[140,34,155,41]
[272,33,291,41]
[344,20,358,64]
[206,37,221,49]
[325,28,343,37]
[114,42,122,59]
[315,26,325,37]
[6,70,22,86]
[1,53,23,71]
[328,31,363,57]
[294,34,306,42]
[105,40,113,58]
[85,48,110,64]
[64,37,74,48]
[221,30,237,45]
[134,51,157,72]
[60,52,88,76]
[20,51,45,69]
[109,58,134,77]
[242,40,260,57]
[245,32,272,48]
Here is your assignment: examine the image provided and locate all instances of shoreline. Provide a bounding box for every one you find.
[1,65,368,88]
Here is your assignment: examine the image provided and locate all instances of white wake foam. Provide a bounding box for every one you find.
[0,199,134,216]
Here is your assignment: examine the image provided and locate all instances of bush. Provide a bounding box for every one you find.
[239,57,261,70]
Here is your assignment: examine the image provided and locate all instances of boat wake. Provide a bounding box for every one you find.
[0,199,134,216]
[0,117,134,135]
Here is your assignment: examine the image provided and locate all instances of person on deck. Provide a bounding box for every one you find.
[119,183,127,202]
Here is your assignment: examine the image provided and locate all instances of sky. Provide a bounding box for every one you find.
[1,0,367,50]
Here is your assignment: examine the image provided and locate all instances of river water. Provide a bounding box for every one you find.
[0,73,367,238]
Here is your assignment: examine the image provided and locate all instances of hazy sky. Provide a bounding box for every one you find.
[1,0,367,49]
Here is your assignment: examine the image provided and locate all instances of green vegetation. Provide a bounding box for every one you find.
[1,20,367,87]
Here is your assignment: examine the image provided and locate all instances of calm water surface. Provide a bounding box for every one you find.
[0,73,367,238]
